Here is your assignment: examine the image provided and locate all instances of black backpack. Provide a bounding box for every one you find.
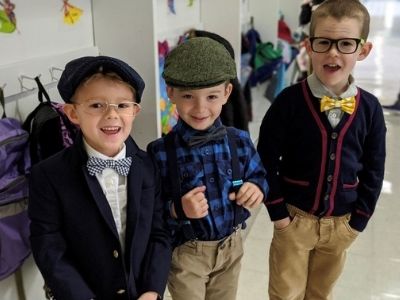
[23,76,78,165]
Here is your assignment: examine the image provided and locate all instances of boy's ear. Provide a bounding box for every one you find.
[166,86,176,104]
[63,104,80,125]
[224,83,233,101]
[304,38,313,56]
[357,41,373,61]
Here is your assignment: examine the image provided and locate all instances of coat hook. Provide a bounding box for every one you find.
[49,67,64,81]
[19,74,40,92]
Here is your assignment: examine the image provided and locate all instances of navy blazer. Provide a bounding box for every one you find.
[28,133,172,300]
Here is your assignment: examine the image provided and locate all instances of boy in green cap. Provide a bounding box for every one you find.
[147,37,269,300]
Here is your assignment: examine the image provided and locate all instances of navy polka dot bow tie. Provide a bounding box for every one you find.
[86,156,132,176]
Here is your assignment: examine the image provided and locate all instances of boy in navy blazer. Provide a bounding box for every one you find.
[28,56,171,300]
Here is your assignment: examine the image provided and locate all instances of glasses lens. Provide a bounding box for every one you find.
[312,38,331,53]
[337,39,358,54]
[80,100,140,116]
[116,102,140,116]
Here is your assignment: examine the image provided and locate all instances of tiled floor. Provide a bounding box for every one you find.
[237,1,400,299]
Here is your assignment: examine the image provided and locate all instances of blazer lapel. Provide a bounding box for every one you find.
[124,139,142,255]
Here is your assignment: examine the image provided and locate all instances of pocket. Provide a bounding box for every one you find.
[343,181,359,190]
[179,162,204,192]
[342,217,359,238]
[283,176,310,187]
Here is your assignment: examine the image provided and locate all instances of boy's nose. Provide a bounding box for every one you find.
[105,104,120,117]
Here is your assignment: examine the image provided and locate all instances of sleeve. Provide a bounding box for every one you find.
[349,103,386,232]
[240,131,269,199]
[257,92,291,221]
[28,165,95,300]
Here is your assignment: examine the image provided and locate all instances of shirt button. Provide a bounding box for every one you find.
[116,289,126,294]
[113,250,119,258]
[331,132,338,139]
[327,175,333,182]
[209,177,215,183]
[205,149,211,155]
[227,169,232,175]
[330,153,336,160]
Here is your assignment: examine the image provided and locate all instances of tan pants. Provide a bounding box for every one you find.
[269,205,359,300]
[168,230,243,300]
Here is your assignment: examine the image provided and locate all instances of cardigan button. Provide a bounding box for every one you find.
[116,289,126,294]
[331,132,338,139]
[113,250,119,258]
[330,153,336,160]
[327,175,333,182]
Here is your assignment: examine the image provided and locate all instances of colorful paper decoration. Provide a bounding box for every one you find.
[158,40,179,135]
[62,0,83,25]
[0,0,17,34]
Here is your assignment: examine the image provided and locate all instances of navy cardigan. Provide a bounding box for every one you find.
[257,80,386,232]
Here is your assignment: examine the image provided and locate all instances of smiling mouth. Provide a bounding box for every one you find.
[324,64,341,71]
[101,126,121,134]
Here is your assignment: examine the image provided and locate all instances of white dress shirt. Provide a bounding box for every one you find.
[84,140,128,251]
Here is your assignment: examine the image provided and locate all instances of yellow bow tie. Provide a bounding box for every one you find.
[320,96,356,114]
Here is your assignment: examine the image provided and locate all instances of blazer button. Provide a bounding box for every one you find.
[113,250,119,258]
[116,289,126,294]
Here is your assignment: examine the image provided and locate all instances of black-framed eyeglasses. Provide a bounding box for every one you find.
[74,100,141,116]
[309,37,365,54]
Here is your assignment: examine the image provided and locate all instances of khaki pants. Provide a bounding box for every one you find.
[269,205,359,300]
[168,230,243,300]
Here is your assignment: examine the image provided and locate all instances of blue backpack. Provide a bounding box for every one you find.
[0,87,31,280]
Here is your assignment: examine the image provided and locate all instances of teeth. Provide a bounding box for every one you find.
[102,127,119,131]
[327,64,338,67]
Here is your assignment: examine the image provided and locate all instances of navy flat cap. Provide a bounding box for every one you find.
[57,56,145,103]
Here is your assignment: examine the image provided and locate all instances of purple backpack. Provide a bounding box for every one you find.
[0,87,31,280]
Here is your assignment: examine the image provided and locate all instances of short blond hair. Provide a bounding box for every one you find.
[310,0,370,39]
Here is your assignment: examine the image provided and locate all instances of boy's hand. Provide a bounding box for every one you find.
[228,182,264,209]
[274,217,291,229]
[137,291,159,300]
[181,185,209,219]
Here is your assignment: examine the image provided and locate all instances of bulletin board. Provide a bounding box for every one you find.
[156,0,202,134]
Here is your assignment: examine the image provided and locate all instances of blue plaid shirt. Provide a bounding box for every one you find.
[147,118,268,242]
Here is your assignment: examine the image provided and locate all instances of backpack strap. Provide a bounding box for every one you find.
[226,128,245,228]
[34,76,51,104]
[0,87,6,119]
[164,132,197,241]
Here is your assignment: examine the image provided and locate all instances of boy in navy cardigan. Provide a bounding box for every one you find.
[257,1,386,299]
[28,56,171,300]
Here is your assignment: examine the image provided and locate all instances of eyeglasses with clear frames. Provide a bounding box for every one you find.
[309,37,365,54]
[74,100,141,116]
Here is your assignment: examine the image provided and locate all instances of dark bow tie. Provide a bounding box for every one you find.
[86,156,132,176]
[187,126,227,147]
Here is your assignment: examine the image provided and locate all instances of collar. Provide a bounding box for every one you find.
[84,138,126,160]
[307,73,357,99]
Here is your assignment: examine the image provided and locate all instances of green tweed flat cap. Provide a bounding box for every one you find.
[163,37,237,89]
